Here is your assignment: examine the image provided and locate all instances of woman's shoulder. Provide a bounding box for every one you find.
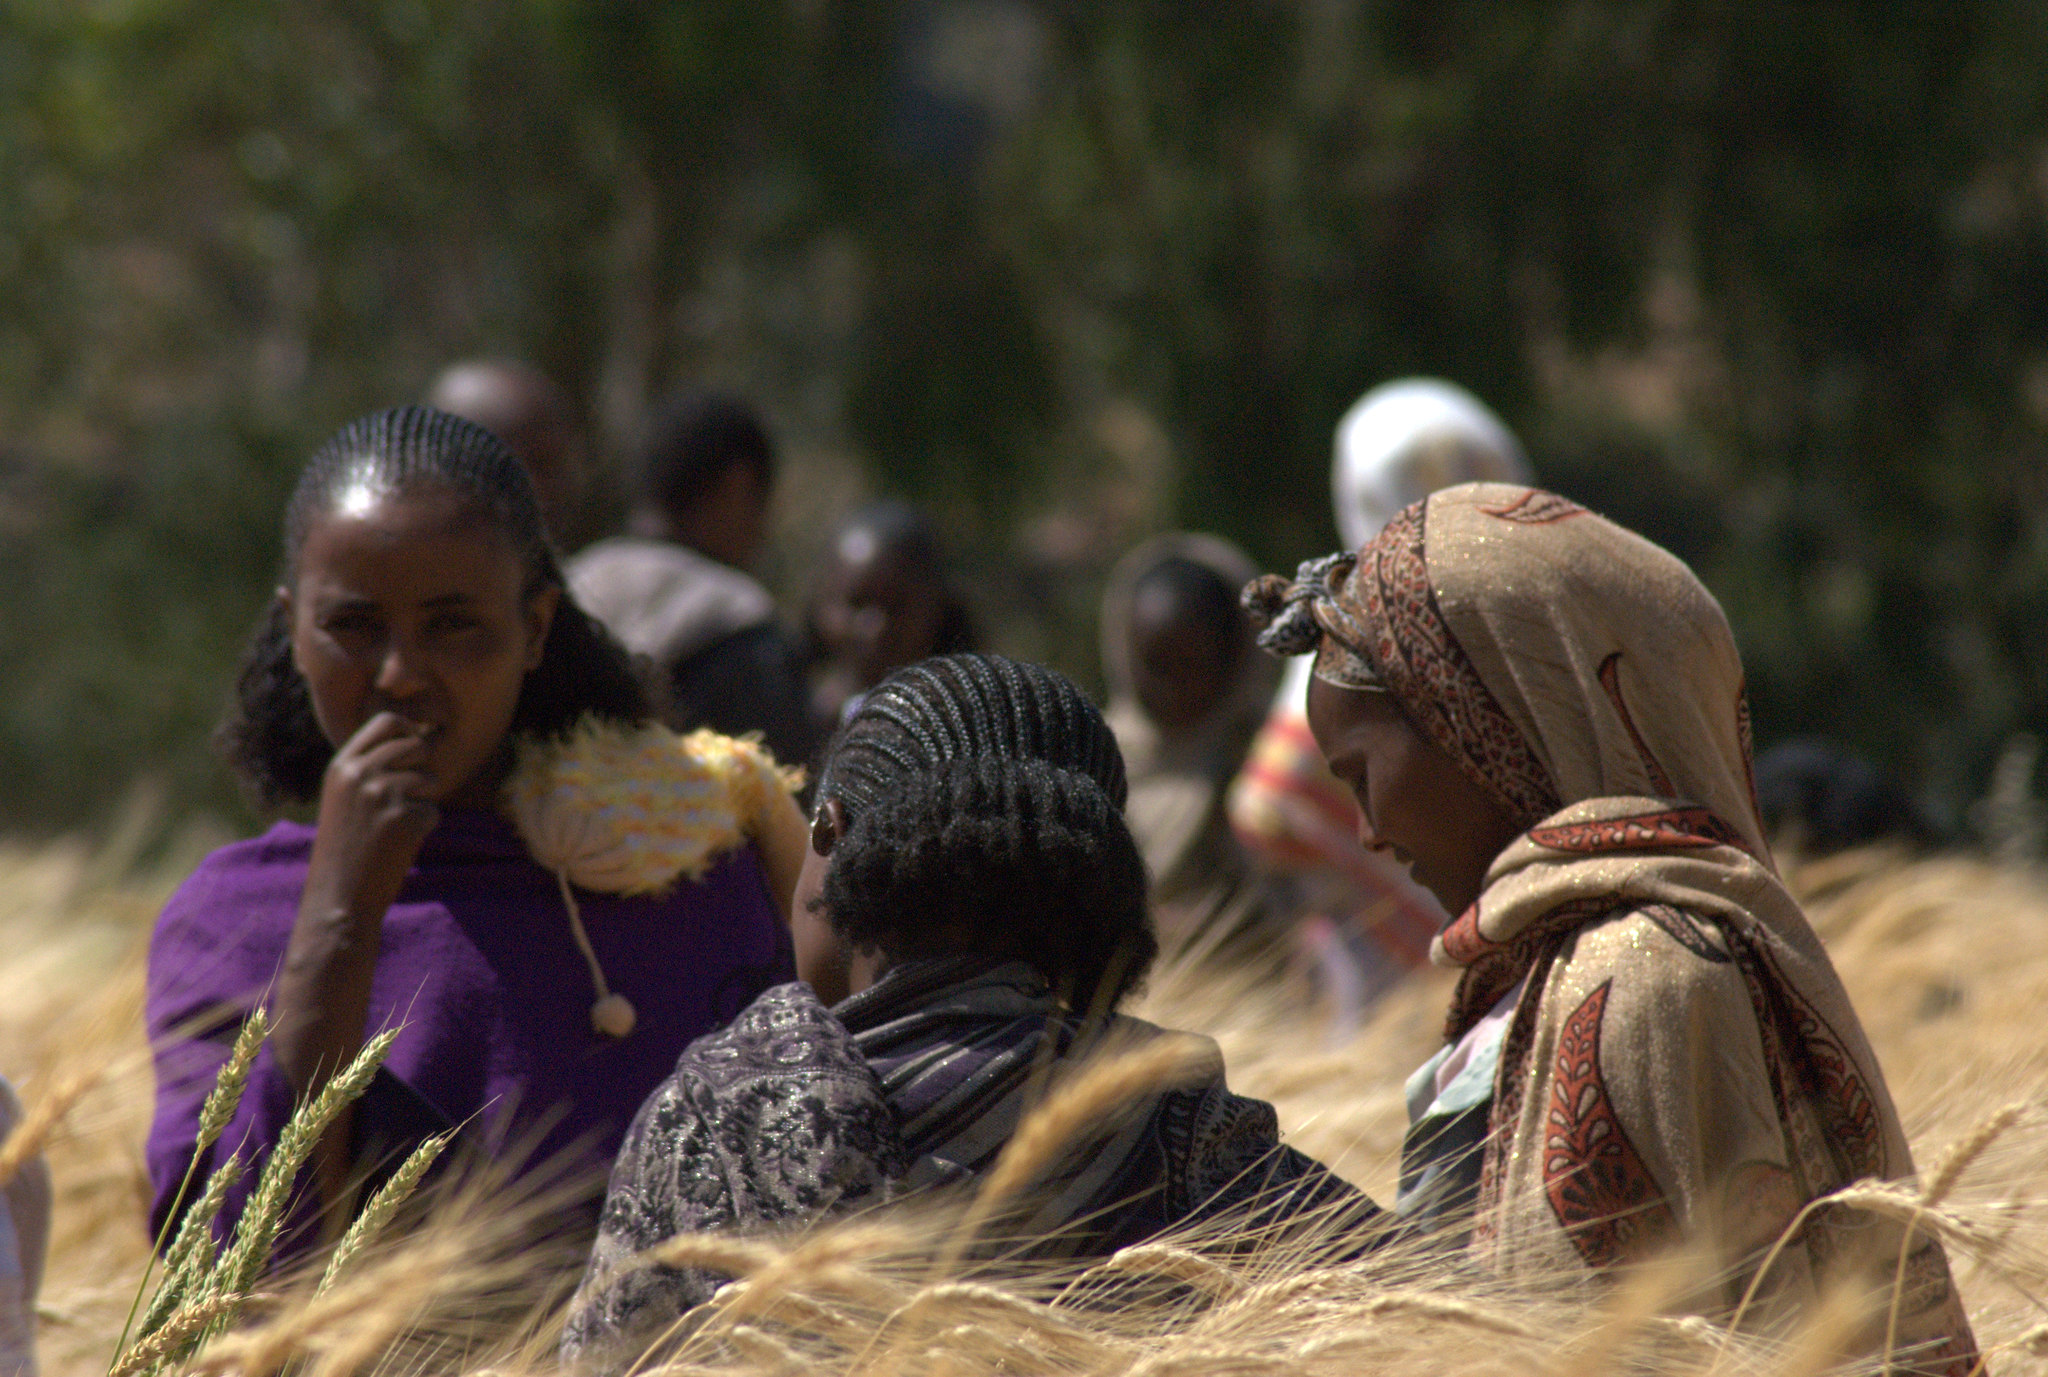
[1569,901,1738,967]
[148,821,319,1017]
[603,982,900,1241]
[1547,902,1753,1023]
[154,821,317,934]
[668,981,867,1089]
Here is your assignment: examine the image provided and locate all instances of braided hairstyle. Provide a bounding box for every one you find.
[219,404,649,805]
[814,653,1155,1013]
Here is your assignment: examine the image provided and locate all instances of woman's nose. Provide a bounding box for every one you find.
[373,637,427,696]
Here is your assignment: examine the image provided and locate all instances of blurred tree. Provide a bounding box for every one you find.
[2,0,2046,835]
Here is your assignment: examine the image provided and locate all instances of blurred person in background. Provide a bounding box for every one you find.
[147,407,803,1260]
[0,1076,49,1377]
[1246,483,1976,1367]
[1227,379,1532,1025]
[562,655,1373,1369]
[567,392,820,770]
[1100,533,1288,966]
[805,499,974,737]
[426,359,589,546]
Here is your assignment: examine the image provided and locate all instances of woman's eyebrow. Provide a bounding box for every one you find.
[311,590,376,611]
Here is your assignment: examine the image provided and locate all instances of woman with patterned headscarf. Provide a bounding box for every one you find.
[1244,483,1975,1371]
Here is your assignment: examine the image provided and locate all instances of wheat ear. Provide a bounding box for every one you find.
[724,1325,805,1375]
[647,1235,784,1278]
[109,1293,246,1377]
[845,1282,1112,1377]
[1922,1102,2024,1208]
[196,1011,272,1160]
[117,1009,272,1361]
[1064,1245,1247,1303]
[1122,1344,1300,1377]
[316,1128,452,1292]
[213,1026,401,1309]
[1884,1104,2020,1372]
[0,1067,99,1188]
[133,1150,247,1340]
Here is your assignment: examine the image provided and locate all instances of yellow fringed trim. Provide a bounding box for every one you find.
[505,716,804,1039]
[504,716,804,898]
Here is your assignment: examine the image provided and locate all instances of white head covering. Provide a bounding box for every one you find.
[1331,379,1530,552]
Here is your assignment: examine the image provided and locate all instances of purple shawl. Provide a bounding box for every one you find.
[145,807,792,1250]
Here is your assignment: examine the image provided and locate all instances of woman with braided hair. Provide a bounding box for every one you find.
[147,406,804,1261]
[1244,483,1974,1370]
[563,653,1374,1366]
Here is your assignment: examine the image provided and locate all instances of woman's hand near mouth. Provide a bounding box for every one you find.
[274,711,445,1224]
[299,710,443,943]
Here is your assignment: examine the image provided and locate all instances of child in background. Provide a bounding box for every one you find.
[805,500,974,738]
[1100,534,1286,965]
[567,392,819,769]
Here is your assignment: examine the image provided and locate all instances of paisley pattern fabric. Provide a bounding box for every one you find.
[1249,484,1975,1373]
[562,960,1375,1370]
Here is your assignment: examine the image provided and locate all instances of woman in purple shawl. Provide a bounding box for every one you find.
[146,406,797,1258]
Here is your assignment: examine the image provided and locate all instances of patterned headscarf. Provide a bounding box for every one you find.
[1245,483,1761,848]
[1243,485,1975,1372]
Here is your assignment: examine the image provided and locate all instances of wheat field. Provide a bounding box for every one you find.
[6,832,2048,1376]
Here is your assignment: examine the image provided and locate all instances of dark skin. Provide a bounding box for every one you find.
[426,362,587,541]
[1126,582,1243,738]
[789,797,881,1002]
[810,533,947,723]
[1306,674,1522,919]
[274,485,557,1216]
[629,462,772,573]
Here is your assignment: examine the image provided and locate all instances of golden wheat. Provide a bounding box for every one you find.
[16,838,2048,1375]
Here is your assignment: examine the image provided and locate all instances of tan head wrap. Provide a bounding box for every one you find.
[1246,484,1974,1365]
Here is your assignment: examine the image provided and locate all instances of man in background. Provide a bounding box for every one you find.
[566,392,820,770]
[428,359,590,545]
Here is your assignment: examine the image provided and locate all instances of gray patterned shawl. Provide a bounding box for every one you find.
[562,958,1375,1368]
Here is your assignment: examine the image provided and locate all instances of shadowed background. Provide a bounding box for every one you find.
[3,1,2047,842]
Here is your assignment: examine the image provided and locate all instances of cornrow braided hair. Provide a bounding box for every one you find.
[218,404,650,806]
[815,653,1153,1012]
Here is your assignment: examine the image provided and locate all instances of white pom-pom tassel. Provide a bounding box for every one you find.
[591,992,638,1039]
[555,870,634,1040]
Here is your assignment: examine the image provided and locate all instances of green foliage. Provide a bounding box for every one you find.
[3,2,2047,832]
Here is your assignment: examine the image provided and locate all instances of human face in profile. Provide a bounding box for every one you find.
[282,484,558,808]
[1306,673,1521,918]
